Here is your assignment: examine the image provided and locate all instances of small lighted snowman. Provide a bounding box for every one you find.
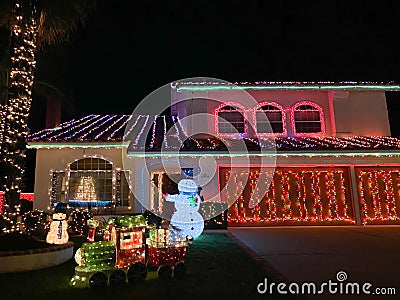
[163,179,204,239]
[46,212,69,244]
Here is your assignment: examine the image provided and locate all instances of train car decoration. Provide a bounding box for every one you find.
[70,214,191,288]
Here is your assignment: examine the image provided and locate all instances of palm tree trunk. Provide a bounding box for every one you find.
[0,104,5,148]
[1,2,37,210]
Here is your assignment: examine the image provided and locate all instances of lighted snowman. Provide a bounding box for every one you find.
[164,179,204,239]
[46,213,69,244]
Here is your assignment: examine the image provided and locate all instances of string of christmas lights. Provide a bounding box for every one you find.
[94,115,123,140]
[357,169,400,223]
[149,116,158,149]
[173,81,398,87]
[133,115,149,147]
[53,115,100,141]
[25,113,400,153]
[0,192,3,214]
[163,115,168,148]
[172,115,185,145]
[123,115,145,141]
[226,168,355,224]
[68,209,92,235]
[29,115,93,141]
[74,115,110,141]
[23,209,49,239]
[2,3,38,207]
[172,81,400,92]
[1,204,25,234]
[110,115,133,140]
[0,104,6,151]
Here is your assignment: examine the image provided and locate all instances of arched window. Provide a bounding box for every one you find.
[49,156,132,211]
[215,103,246,135]
[254,102,286,135]
[292,102,324,135]
[68,157,113,207]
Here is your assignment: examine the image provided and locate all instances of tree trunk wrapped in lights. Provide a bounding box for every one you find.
[0,1,96,211]
[2,2,37,209]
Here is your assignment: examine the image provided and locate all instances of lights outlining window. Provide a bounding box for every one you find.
[68,157,113,207]
[215,102,246,136]
[49,156,133,211]
[292,102,325,135]
[253,102,286,136]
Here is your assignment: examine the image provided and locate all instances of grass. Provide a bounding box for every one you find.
[0,233,293,300]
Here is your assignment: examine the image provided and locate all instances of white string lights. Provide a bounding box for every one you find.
[2,3,37,205]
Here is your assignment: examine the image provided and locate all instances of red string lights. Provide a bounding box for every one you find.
[225,167,400,225]
[224,168,355,224]
[357,169,400,223]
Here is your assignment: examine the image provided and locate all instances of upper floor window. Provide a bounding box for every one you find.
[254,102,285,135]
[216,103,246,135]
[292,102,324,134]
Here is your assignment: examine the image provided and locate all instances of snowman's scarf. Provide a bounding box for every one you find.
[53,216,64,240]
[57,221,62,239]
[181,191,198,207]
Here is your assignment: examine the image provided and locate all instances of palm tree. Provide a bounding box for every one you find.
[0,27,10,153]
[0,0,96,209]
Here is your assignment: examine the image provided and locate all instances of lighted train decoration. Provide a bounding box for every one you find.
[70,215,190,288]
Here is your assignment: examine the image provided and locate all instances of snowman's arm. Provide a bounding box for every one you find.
[165,194,179,202]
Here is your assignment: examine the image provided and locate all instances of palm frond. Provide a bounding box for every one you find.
[36,0,96,48]
[0,0,16,29]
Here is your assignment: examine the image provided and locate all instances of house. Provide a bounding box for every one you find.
[27,81,400,226]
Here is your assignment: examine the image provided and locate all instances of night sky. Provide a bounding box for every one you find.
[30,0,400,116]
[19,0,400,189]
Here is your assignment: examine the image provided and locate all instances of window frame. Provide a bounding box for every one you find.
[252,101,287,136]
[215,102,247,137]
[49,156,133,211]
[67,157,114,208]
[291,101,325,136]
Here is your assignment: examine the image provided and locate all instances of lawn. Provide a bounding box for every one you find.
[0,233,293,300]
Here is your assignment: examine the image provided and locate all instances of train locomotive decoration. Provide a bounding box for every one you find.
[70,215,191,288]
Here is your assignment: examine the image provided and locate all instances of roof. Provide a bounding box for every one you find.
[27,114,187,150]
[27,114,400,153]
[171,81,400,91]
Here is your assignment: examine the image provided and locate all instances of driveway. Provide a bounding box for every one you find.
[229,226,400,299]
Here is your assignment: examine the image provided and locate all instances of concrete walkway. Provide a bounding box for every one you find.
[229,226,400,299]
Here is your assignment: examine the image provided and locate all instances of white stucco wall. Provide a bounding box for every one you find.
[172,89,333,137]
[33,147,137,211]
[331,91,391,136]
[172,88,391,137]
